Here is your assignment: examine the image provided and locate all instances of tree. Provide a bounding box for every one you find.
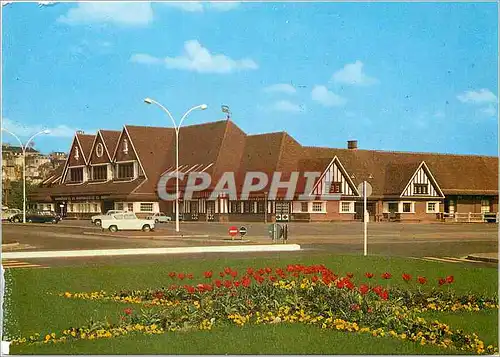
[3,180,37,210]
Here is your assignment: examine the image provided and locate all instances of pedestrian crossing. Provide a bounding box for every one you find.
[2,260,48,269]
[417,256,484,264]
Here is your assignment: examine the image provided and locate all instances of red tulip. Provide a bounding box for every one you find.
[417,276,427,285]
[312,275,319,283]
[204,271,213,279]
[168,272,176,279]
[446,275,454,284]
[214,279,222,288]
[230,270,238,278]
[246,267,254,275]
[365,272,374,279]
[346,272,354,279]
[124,308,133,315]
[350,303,361,311]
[178,273,185,280]
[359,284,369,295]
[380,290,389,300]
[381,272,392,279]
[224,280,233,289]
[402,273,411,282]
[187,273,193,280]
[438,278,446,286]
[224,267,232,274]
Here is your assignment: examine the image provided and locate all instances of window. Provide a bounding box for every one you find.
[403,202,412,213]
[92,165,107,181]
[312,202,324,212]
[127,203,134,212]
[481,200,490,213]
[117,163,134,179]
[341,202,353,213]
[140,203,153,212]
[414,184,428,195]
[427,202,437,213]
[388,202,398,213]
[124,213,136,220]
[93,204,99,212]
[257,201,265,213]
[329,182,342,194]
[243,201,251,213]
[69,167,83,183]
[116,203,124,211]
[448,200,455,214]
[230,201,240,214]
[301,202,309,212]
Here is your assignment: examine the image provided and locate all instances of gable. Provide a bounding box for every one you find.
[66,136,86,167]
[89,131,111,164]
[113,129,138,163]
[401,162,445,198]
[311,156,359,196]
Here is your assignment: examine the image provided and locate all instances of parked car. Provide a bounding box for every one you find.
[2,208,22,222]
[146,212,171,223]
[10,211,61,224]
[91,210,125,226]
[100,212,155,232]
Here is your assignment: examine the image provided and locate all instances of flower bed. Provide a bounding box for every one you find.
[10,264,499,355]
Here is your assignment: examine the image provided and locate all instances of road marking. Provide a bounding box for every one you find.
[443,256,483,263]
[422,256,462,263]
[2,260,46,269]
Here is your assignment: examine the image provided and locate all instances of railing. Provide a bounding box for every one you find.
[442,212,499,223]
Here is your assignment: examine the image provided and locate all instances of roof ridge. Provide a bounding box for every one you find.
[303,146,498,158]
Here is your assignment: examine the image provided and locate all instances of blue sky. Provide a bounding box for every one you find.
[1,1,498,156]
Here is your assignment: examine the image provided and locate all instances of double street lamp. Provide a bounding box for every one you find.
[143,98,208,232]
[1,128,51,223]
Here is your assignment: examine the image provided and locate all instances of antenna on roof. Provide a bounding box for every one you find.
[221,105,231,121]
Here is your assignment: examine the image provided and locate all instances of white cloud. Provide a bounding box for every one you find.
[263,84,296,95]
[457,89,498,105]
[208,2,240,11]
[311,85,346,107]
[332,60,378,86]
[58,3,153,26]
[433,110,445,118]
[480,105,497,117]
[163,1,240,12]
[163,2,204,12]
[130,40,258,74]
[130,53,163,65]
[38,1,57,6]
[271,100,303,113]
[1,118,92,139]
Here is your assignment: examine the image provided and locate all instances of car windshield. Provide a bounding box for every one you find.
[124,213,136,220]
[113,214,124,220]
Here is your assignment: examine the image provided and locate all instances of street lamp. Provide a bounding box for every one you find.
[1,128,50,223]
[143,98,207,233]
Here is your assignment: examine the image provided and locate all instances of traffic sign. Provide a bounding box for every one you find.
[357,181,373,197]
[228,226,238,237]
[239,226,247,237]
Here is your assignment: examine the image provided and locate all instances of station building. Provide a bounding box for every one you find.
[29,119,498,223]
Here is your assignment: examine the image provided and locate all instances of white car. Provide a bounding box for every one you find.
[146,212,172,223]
[2,208,21,221]
[91,210,125,226]
[101,212,155,232]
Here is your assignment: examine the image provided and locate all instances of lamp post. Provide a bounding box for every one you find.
[143,98,208,233]
[1,128,50,223]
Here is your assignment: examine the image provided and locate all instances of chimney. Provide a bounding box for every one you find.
[347,140,358,150]
[76,130,85,135]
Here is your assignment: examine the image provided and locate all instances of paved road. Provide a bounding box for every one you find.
[1,221,497,268]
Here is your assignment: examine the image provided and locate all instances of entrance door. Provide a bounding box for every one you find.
[206,201,215,221]
[355,202,376,220]
[275,201,291,222]
[102,200,114,213]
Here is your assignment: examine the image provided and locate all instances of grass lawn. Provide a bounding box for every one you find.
[4,253,499,354]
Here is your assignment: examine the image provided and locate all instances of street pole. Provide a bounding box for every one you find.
[264,192,268,224]
[1,128,50,223]
[143,98,207,233]
[363,180,367,256]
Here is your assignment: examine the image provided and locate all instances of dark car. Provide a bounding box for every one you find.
[9,211,61,224]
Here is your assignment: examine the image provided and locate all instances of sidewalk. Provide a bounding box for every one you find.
[466,252,499,264]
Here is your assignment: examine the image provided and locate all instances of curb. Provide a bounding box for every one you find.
[7,222,99,230]
[2,244,302,259]
[465,255,499,264]
[82,232,210,239]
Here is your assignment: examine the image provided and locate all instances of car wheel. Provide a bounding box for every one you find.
[155,219,159,224]
[95,219,102,227]
[109,225,118,232]
[142,224,151,232]
[51,218,57,224]
[28,219,33,223]
[13,217,20,223]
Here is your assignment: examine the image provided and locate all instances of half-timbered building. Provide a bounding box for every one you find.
[30,119,498,223]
